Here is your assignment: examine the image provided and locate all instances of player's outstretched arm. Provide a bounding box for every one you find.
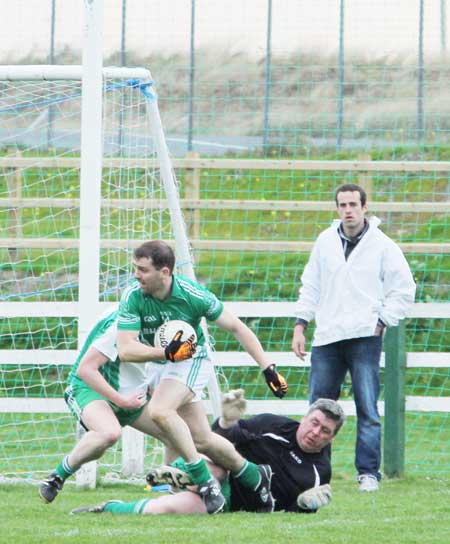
[214,307,288,398]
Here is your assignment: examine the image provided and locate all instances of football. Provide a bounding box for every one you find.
[154,319,197,349]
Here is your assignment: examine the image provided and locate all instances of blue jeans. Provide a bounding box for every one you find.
[309,336,382,480]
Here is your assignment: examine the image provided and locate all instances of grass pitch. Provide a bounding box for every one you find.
[2,476,449,544]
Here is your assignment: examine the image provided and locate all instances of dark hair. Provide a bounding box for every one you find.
[133,240,175,273]
[335,183,367,207]
[306,398,346,435]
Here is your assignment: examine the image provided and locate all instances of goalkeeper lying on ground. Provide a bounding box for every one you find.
[71,393,345,515]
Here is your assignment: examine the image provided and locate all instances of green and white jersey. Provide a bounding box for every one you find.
[68,306,150,395]
[117,274,223,357]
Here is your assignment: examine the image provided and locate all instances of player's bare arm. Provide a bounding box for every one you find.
[116,329,166,362]
[117,328,196,363]
[214,307,271,371]
[215,307,287,398]
[76,346,146,411]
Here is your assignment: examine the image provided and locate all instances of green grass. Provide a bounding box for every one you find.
[2,477,449,544]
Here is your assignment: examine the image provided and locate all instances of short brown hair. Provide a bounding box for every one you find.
[134,240,175,273]
[335,183,367,207]
[307,398,346,435]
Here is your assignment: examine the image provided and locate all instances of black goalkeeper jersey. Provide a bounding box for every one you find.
[212,413,331,513]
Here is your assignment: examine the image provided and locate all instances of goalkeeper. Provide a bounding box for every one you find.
[209,392,344,512]
[71,392,344,515]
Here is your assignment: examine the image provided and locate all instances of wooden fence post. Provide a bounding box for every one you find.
[184,150,200,240]
[358,153,373,200]
[383,321,406,478]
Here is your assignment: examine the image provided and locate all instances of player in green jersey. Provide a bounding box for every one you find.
[39,306,173,505]
[116,240,289,515]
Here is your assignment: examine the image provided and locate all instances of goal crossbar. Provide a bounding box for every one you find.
[0,65,151,81]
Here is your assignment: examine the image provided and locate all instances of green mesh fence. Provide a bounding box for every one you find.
[186,164,448,478]
[0,61,449,482]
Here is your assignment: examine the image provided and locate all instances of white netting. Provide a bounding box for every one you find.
[0,69,176,482]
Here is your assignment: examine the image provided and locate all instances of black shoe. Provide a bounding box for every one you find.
[198,477,226,515]
[71,500,123,515]
[254,464,275,513]
[146,465,193,490]
[39,472,64,504]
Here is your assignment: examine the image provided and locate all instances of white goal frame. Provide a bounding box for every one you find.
[0,66,222,484]
[0,0,222,487]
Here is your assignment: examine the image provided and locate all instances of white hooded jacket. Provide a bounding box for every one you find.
[295,216,416,347]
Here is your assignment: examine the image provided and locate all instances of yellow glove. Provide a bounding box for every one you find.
[164,330,197,362]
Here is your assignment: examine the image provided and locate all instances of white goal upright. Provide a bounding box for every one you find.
[0,0,222,487]
[0,61,221,485]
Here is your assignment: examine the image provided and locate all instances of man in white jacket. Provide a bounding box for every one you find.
[292,183,416,492]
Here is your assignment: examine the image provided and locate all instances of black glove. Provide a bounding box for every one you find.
[164,330,197,362]
[263,364,288,398]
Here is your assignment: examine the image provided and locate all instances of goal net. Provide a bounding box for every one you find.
[0,65,207,484]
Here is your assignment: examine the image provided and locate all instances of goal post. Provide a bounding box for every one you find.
[0,62,222,485]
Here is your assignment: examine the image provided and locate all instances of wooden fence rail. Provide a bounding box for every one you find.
[1,156,449,254]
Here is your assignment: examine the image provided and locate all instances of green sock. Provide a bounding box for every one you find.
[232,460,260,490]
[55,456,77,481]
[185,458,212,486]
[103,499,150,514]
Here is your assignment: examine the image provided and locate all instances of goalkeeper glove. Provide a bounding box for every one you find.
[165,330,197,362]
[297,484,332,511]
[263,364,288,398]
[221,389,247,425]
[146,465,193,490]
